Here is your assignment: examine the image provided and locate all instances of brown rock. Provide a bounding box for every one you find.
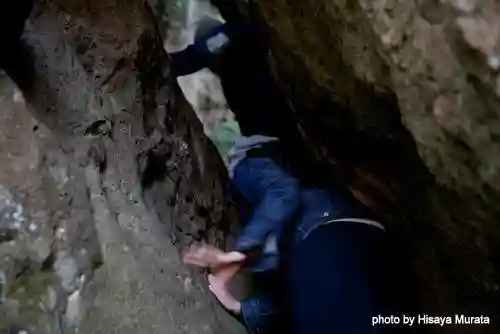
[252,0,500,331]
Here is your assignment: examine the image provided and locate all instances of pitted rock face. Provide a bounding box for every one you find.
[0,0,241,333]
[4,0,499,333]
[0,185,29,235]
[251,0,500,328]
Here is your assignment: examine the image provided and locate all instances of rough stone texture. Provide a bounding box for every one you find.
[3,0,500,332]
[250,0,500,331]
[0,0,244,333]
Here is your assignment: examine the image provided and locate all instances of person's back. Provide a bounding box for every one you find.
[282,185,391,334]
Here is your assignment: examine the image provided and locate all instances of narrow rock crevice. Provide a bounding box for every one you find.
[243,0,500,327]
[1,0,500,333]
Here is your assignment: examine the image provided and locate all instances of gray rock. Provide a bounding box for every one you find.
[43,286,59,312]
[30,236,52,263]
[0,270,6,304]
[0,0,240,332]
[65,290,81,327]
[54,257,78,292]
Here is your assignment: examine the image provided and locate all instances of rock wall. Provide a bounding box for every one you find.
[250,0,500,330]
[0,0,244,333]
[2,0,500,332]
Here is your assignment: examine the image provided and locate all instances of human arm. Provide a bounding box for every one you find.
[168,46,208,77]
[232,157,300,256]
[183,244,279,334]
[168,23,233,77]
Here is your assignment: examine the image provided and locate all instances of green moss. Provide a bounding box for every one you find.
[6,272,56,333]
[209,119,240,162]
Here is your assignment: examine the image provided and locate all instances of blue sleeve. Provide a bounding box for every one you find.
[232,157,300,253]
[169,46,208,77]
[168,23,234,77]
[241,293,278,334]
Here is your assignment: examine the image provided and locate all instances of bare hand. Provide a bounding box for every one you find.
[208,273,241,314]
[183,244,246,269]
[183,244,245,314]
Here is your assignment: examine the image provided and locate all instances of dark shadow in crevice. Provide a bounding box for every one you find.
[0,228,17,244]
[140,150,170,189]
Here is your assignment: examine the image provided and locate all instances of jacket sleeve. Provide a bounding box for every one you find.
[232,157,300,254]
[168,46,208,77]
[241,293,279,334]
[168,23,234,77]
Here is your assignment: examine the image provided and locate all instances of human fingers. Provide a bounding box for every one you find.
[215,251,246,265]
[183,244,226,266]
[210,262,243,285]
[208,274,242,314]
[182,245,213,267]
[183,246,246,268]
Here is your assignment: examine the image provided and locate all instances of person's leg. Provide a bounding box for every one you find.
[286,222,393,334]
